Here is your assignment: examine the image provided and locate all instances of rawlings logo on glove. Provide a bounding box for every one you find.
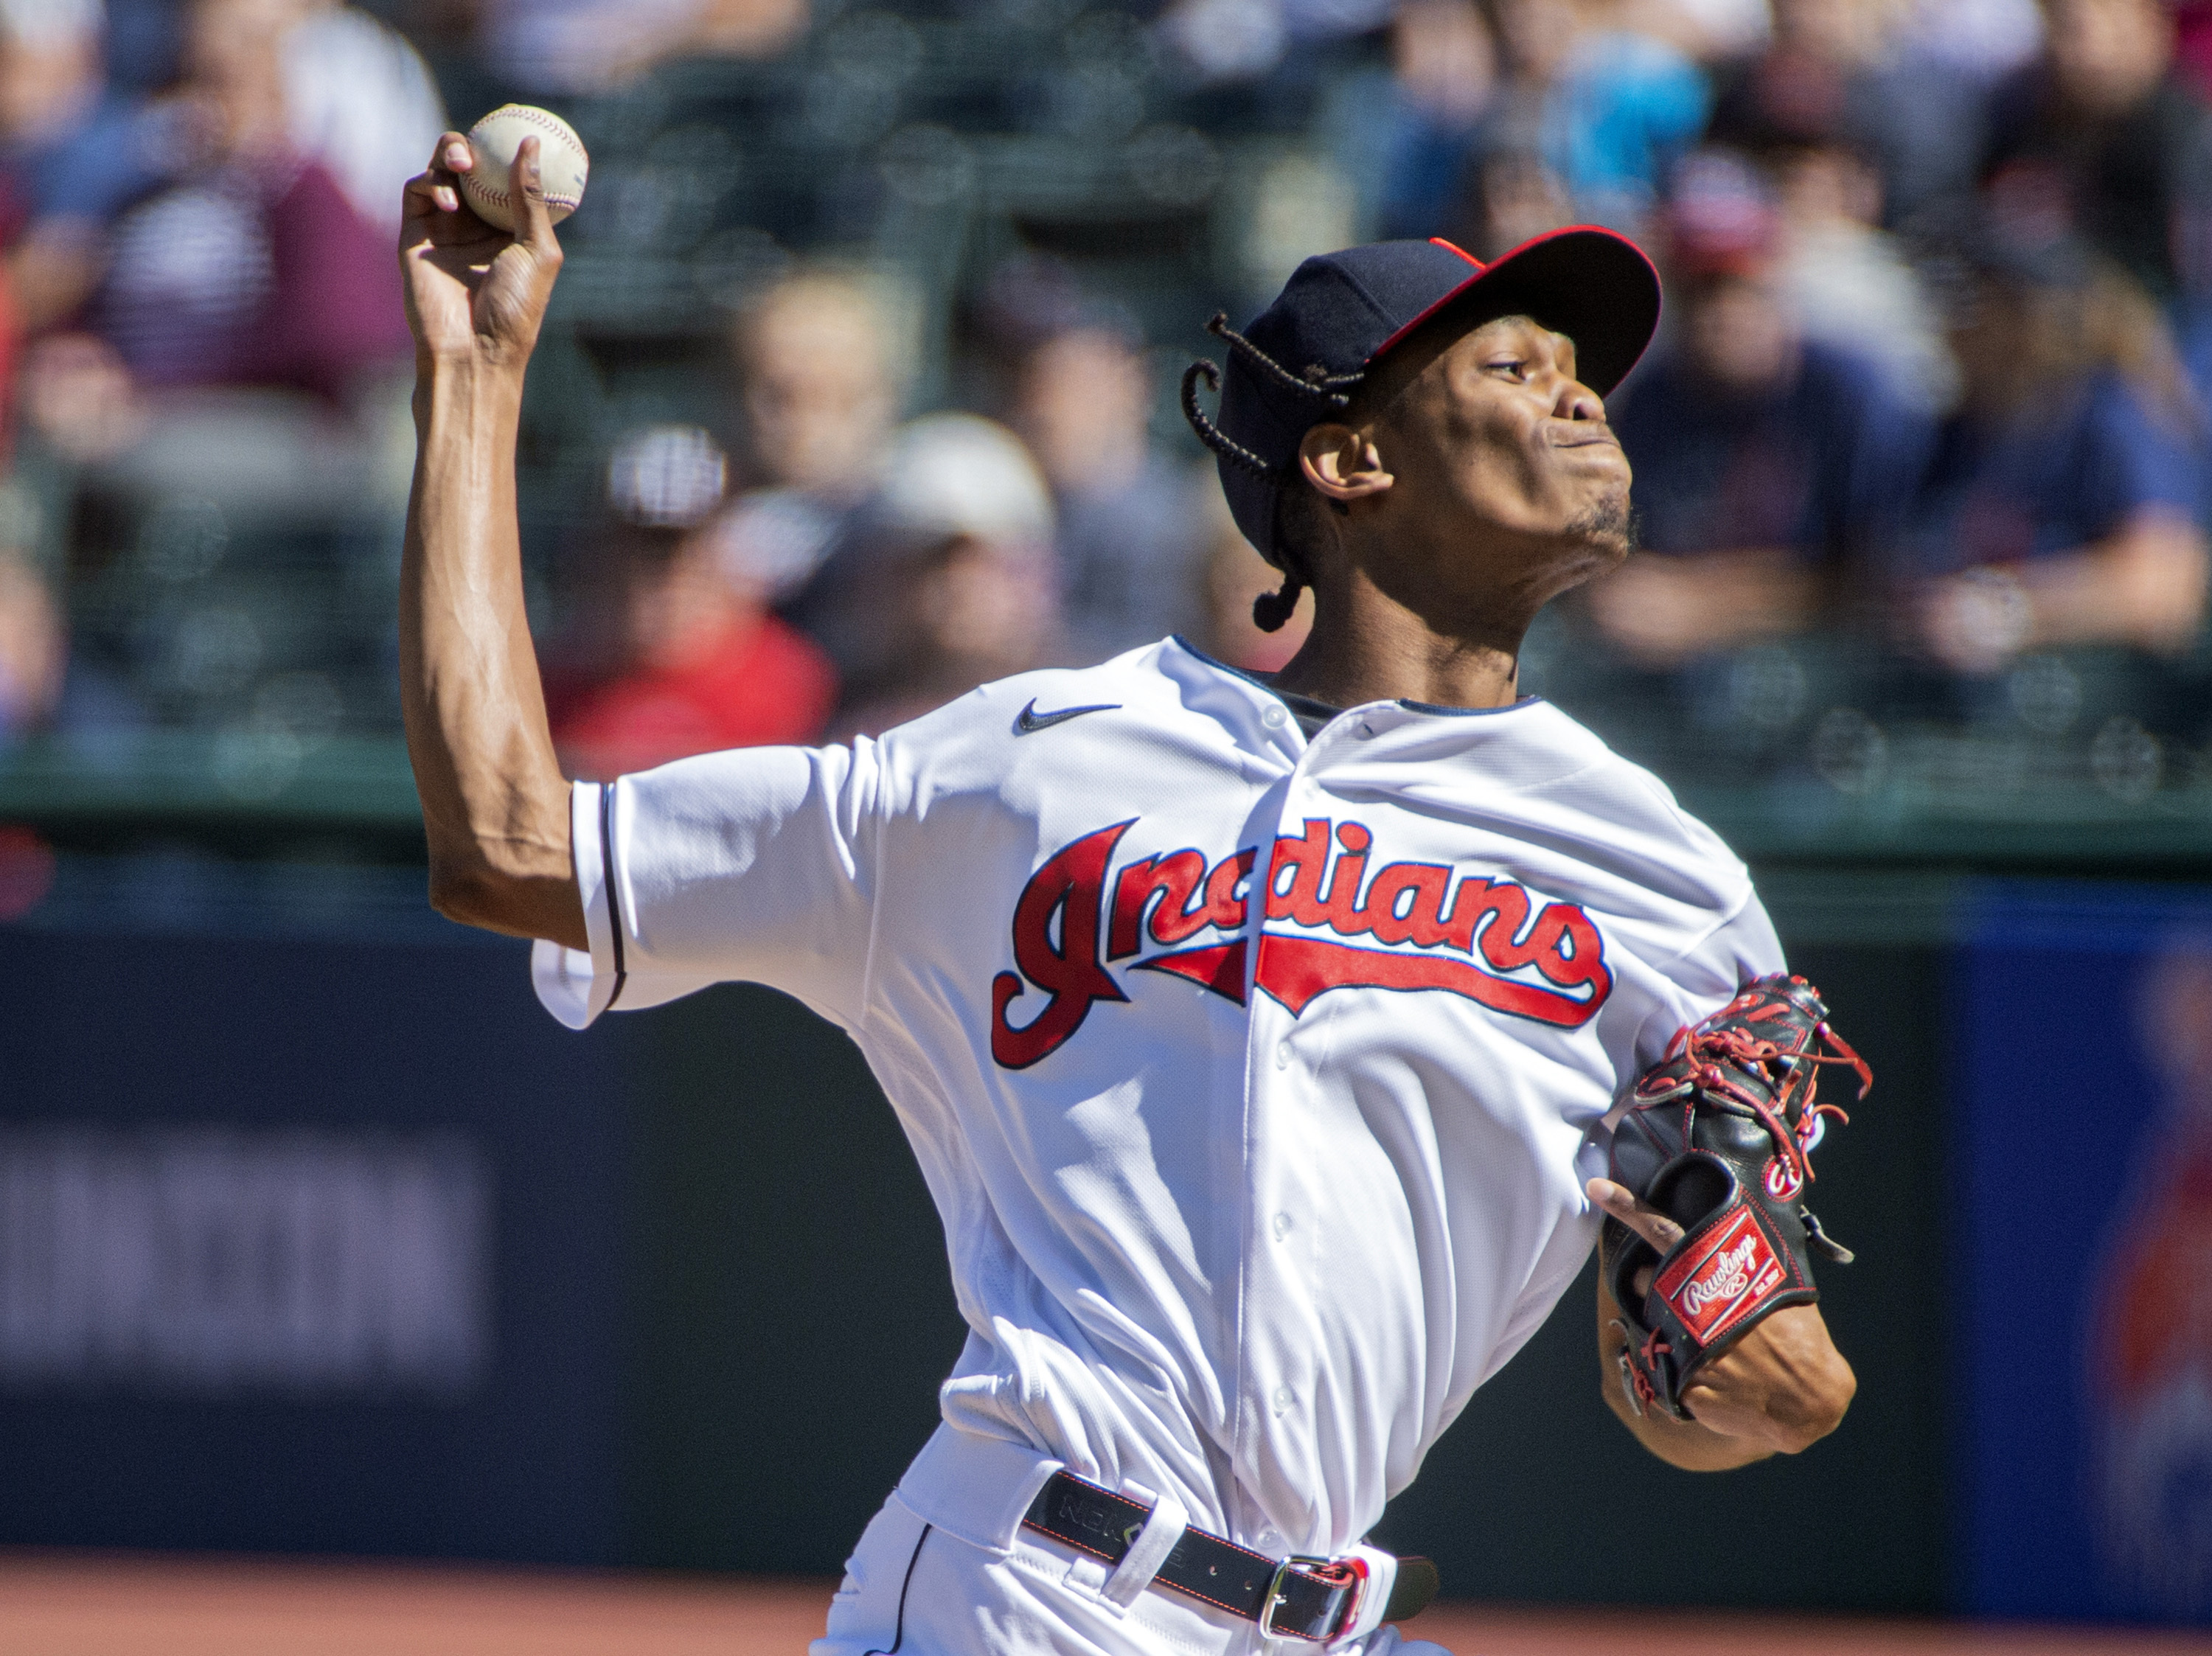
[1666,1212,1782,1336]
[1601,973,1871,1421]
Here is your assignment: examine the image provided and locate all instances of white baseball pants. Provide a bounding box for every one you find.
[810,1492,1455,1656]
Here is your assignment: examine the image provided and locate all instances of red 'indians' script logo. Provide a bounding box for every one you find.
[990,818,1613,1068]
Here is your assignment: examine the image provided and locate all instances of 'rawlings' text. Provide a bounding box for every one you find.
[1655,1207,1787,1344]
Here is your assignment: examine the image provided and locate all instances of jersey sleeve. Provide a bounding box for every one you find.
[1626,885,1788,1078]
[531,740,885,1031]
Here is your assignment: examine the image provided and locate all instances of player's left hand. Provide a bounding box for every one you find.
[1590,1177,1857,1457]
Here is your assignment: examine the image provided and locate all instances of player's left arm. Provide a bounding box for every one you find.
[1589,1178,1857,1471]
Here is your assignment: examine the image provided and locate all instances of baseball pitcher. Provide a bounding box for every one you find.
[399,133,1864,1656]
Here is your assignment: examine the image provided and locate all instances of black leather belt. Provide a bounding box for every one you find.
[1021,1470,1439,1641]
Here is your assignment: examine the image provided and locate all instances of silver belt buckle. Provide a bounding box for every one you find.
[1259,1555,1344,1643]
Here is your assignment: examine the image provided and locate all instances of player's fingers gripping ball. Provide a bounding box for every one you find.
[1601,973,1872,1421]
[460,104,589,233]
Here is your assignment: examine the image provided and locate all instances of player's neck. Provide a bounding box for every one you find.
[1268,574,1526,712]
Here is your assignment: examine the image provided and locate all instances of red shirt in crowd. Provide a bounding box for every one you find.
[547,615,837,782]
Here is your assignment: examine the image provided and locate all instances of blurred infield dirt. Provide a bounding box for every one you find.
[1,1553,2210,1655]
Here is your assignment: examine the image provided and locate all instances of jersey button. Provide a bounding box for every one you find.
[1273,1040,1291,1068]
[1271,1385,1295,1415]
[1271,1211,1293,1239]
[1262,703,1287,728]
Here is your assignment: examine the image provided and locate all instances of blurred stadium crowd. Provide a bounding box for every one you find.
[0,0,2208,813]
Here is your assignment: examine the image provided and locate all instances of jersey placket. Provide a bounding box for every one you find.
[1231,702,1397,1553]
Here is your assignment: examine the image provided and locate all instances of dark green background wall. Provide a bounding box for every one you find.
[625,983,965,1573]
[621,930,1949,1609]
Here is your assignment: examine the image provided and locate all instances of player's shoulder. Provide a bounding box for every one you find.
[986,639,1197,720]
[1508,700,1755,896]
[879,640,1190,745]
[864,639,1222,790]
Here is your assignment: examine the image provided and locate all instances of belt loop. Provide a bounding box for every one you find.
[1099,1482,1189,1610]
[1328,1545,1401,1647]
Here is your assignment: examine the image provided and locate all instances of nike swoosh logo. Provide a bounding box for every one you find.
[1013,699,1120,736]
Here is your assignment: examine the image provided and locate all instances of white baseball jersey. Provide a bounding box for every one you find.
[532,637,1781,1562]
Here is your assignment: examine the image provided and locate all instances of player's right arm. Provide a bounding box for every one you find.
[397,131,586,950]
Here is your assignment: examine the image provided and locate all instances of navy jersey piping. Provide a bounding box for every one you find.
[1398,694,1545,718]
[863,1522,931,1656]
[1169,635,1547,720]
[599,784,627,1012]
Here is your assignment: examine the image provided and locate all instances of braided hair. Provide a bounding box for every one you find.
[1181,313,1365,632]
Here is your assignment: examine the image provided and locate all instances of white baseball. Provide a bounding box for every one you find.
[461,104,589,234]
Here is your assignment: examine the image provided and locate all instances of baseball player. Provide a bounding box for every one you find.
[399,136,1860,1655]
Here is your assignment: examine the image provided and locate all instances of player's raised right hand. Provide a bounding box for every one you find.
[399,131,563,372]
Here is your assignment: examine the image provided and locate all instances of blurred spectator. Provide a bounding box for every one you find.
[734,270,902,506]
[0,546,66,737]
[797,414,1059,739]
[1012,325,1208,662]
[726,269,906,619]
[1767,137,1956,411]
[1364,0,1500,240]
[1899,0,2042,81]
[284,0,447,234]
[2179,294,2212,420]
[480,0,807,95]
[91,0,410,402]
[1980,0,2212,300]
[0,0,165,336]
[1158,0,1395,86]
[544,425,836,780]
[18,330,145,465]
[1156,0,1293,86]
[1706,0,1983,230]
[1447,144,1576,257]
[2183,0,2212,99]
[987,262,1208,662]
[0,546,137,746]
[1626,0,1772,62]
[1478,0,1712,232]
[1195,489,1312,672]
[1907,239,2208,675]
[0,0,106,197]
[1589,155,1928,667]
[100,0,180,93]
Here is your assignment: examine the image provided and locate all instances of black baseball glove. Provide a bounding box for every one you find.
[1601,973,1871,1421]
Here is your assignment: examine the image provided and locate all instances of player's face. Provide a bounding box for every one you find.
[1320,314,1632,630]
[1380,315,1632,563]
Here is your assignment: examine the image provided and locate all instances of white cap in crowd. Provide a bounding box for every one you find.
[872,414,1054,550]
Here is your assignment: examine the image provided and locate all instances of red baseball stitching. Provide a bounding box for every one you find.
[467,108,586,210]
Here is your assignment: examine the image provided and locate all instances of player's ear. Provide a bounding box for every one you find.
[1298,422,1393,506]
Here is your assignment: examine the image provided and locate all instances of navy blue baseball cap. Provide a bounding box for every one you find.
[1183,228,1661,568]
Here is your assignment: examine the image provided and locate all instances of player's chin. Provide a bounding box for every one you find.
[1563,486,1634,563]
